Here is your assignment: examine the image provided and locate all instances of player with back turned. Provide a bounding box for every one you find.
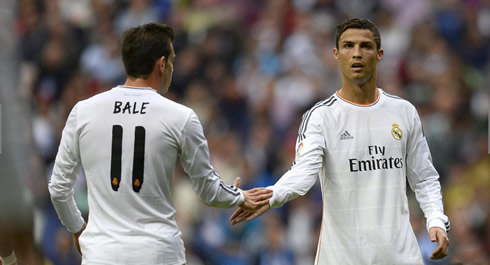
[231,18,450,264]
[48,23,272,265]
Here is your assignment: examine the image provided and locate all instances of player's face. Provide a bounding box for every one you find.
[159,44,175,94]
[333,29,383,86]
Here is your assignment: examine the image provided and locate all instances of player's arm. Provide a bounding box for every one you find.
[268,108,325,208]
[406,106,449,259]
[179,111,271,208]
[230,109,325,224]
[48,104,85,236]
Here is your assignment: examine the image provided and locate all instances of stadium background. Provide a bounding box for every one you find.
[0,0,488,264]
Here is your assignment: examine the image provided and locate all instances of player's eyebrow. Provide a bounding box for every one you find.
[340,40,375,47]
[341,39,374,44]
[360,41,374,46]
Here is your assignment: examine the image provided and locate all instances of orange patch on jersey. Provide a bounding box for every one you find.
[112,177,119,185]
[134,179,141,187]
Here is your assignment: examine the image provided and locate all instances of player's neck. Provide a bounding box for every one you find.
[338,81,378,105]
[123,76,158,91]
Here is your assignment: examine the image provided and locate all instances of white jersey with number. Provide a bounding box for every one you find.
[268,88,450,265]
[49,85,244,265]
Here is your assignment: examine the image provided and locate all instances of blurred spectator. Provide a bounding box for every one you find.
[114,0,160,35]
[80,32,125,87]
[253,211,296,265]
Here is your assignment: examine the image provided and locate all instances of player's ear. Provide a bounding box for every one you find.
[377,49,384,61]
[333,48,339,60]
[157,56,166,73]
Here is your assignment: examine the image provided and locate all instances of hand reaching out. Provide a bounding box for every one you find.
[230,177,272,225]
[230,203,270,225]
[232,177,272,211]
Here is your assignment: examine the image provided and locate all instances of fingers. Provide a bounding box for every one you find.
[430,244,444,259]
[254,199,270,208]
[233,177,241,188]
[246,204,269,222]
[242,199,270,210]
[247,188,272,195]
[231,210,252,225]
[230,209,251,225]
[429,228,449,260]
[230,208,244,222]
[243,189,272,202]
[240,188,272,210]
[253,193,272,204]
[230,203,271,225]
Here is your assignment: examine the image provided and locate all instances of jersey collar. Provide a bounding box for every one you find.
[116,85,156,91]
[335,88,381,107]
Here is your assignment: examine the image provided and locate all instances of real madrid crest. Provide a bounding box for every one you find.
[391,123,402,140]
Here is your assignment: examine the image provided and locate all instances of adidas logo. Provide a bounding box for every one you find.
[340,130,354,140]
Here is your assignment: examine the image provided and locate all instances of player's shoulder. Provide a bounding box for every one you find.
[76,88,115,107]
[152,94,194,116]
[303,95,338,116]
[379,89,416,111]
[299,96,338,131]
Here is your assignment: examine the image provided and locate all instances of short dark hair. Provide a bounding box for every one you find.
[121,23,175,79]
[335,18,381,51]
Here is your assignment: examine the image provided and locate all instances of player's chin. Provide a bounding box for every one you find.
[350,73,373,83]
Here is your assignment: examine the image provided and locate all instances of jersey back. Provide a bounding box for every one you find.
[76,86,189,264]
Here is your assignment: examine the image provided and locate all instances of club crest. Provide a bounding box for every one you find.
[391,123,402,140]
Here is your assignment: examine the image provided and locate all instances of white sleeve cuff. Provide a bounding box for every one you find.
[237,189,245,206]
[68,217,86,234]
[427,218,447,233]
[266,185,283,208]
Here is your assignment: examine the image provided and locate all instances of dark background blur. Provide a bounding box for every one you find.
[0,0,488,264]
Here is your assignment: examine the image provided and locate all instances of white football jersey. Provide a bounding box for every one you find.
[49,85,244,265]
[268,88,450,265]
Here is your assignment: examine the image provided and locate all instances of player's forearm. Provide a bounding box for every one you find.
[192,172,244,208]
[413,179,449,232]
[181,127,244,207]
[269,144,323,208]
[268,173,314,208]
[406,126,449,232]
[268,162,321,208]
[48,179,85,233]
[204,191,244,208]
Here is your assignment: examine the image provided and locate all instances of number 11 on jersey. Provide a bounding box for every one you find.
[110,125,146,192]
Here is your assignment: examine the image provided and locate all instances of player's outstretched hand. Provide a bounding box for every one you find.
[230,203,270,225]
[429,227,449,260]
[232,177,272,211]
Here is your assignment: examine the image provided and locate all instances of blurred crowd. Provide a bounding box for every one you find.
[9,0,489,264]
